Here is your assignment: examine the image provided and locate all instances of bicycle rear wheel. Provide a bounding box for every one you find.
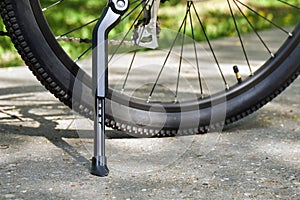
[1,0,299,136]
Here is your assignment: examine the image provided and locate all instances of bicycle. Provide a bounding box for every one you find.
[0,0,299,176]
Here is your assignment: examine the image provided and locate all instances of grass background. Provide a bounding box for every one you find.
[0,0,299,67]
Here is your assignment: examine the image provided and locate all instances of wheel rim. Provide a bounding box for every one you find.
[33,0,300,112]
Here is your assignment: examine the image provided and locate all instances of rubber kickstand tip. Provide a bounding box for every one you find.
[90,157,109,177]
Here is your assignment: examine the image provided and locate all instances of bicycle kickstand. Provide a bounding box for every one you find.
[91,0,129,177]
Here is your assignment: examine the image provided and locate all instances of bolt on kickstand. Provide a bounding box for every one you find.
[91,0,129,177]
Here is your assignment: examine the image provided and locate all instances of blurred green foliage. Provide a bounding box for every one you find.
[0,20,24,67]
[0,0,299,67]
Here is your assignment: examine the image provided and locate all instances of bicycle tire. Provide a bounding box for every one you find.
[1,0,299,136]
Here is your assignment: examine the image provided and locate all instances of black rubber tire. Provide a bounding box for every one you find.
[1,0,299,136]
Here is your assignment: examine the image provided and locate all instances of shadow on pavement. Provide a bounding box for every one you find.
[0,78,299,199]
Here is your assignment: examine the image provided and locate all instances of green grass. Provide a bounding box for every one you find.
[0,0,300,67]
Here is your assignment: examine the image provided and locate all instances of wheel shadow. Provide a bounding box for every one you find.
[1,79,299,168]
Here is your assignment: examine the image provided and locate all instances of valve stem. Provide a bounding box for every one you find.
[233,65,242,84]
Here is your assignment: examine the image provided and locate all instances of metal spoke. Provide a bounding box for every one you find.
[174,2,189,103]
[233,0,274,58]
[227,0,252,75]
[191,2,229,90]
[235,0,293,36]
[74,46,92,63]
[277,0,300,10]
[147,4,190,103]
[188,2,203,98]
[121,26,146,93]
[42,0,64,12]
[56,18,99,39]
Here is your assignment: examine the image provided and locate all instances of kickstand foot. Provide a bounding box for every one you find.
[91,157,109,177]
